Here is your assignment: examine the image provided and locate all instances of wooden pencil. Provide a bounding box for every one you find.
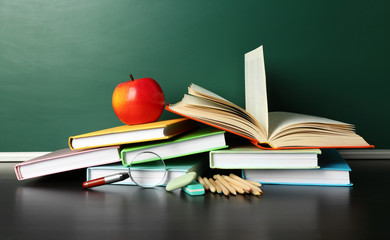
[197,176,209,190]
[203,177,216,193]
[215,179,230,196]
[223,175,251,192]
[208,178,222,194]
[250,189,262,196]
[226,180,250,194]
[228,181,245,194]
[245,179,262,187]
[229,173,263,194]
[214,174,236,195]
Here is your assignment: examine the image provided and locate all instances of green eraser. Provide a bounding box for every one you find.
[166,172,197,191]
[182,180,205,196]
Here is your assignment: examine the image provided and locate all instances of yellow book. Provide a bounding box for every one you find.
[68,118,196,150]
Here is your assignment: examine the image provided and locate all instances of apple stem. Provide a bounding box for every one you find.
[129,74,134,81]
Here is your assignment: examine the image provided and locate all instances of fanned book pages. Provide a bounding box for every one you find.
[166,45,373,150]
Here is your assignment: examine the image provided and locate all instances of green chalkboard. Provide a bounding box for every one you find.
[1,0,389,151]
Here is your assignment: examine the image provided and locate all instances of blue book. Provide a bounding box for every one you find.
[242,149,352,186]
[86,155,207,187]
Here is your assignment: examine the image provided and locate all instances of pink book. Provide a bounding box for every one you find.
[14,146,120,180]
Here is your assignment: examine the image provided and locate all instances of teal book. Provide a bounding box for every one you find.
[121,127,227,166]
[86,155,208,187]
[242,149,353,186]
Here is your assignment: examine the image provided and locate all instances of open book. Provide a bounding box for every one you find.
[166,45,373,150]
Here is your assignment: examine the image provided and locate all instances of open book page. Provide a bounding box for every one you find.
[267,112,369,148]
[189,83,233,103]
[182,94,248,118]
[187,84,266,137]
[268,111,353,139]
[245,45,269,135]
[269,133,370,148]
[169,94,267,141]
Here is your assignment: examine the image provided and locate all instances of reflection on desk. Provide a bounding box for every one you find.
[1,160,390,239]
[12,184,351,239]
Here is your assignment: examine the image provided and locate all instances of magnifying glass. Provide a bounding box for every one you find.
[82,151,166,189]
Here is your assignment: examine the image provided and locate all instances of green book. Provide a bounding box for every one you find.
[121,127,227,166]
[86,155,208,187]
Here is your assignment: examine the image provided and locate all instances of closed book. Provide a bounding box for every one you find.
[121,127,227,166]
[14,146,120,180]
[68,118,196,150]
[86,155,207,186]
[209,144,321,169]
[242,149,352,186]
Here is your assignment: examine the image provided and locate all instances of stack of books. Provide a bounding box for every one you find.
[164,45,373,187]
[15,45,373,189]
[14,118,228,187]
[209,143,352,186]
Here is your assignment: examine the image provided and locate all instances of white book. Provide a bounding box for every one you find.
[242,149,352,186]
[210,143,321,169]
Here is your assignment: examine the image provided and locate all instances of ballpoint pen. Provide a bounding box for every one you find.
[82,172,129,189]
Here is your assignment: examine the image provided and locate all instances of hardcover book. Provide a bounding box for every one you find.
[14,146,120,180]
[242,149,353,186]
[86,155,208,187]
[166,45,373,150]
[68,118,196,150]
[210,143,321,169]
[121,127,227,166]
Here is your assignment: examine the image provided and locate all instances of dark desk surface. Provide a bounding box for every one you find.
[1,160,389,239]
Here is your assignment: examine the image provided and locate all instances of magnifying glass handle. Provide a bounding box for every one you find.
[82,172,129,189]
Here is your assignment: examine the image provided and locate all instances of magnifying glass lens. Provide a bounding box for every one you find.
[128,151,166,188]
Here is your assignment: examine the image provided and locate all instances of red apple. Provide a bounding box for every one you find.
[112,74,165,125]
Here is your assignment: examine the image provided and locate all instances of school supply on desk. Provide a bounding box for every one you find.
[166,45,373,150]
[83,171,130,189]
[83,151,166,189]
[14,146,120,180]
[165,172,197,191]
[209,143,321,169]
[120,127,227,166]
[68,118,196,150]
[85,155,208,187]
[181,180,205,196]
[198,173,262,196]
[242,149,352,186]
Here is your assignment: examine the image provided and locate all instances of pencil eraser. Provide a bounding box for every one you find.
[182,180,205,196]
[166,172,197,192]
